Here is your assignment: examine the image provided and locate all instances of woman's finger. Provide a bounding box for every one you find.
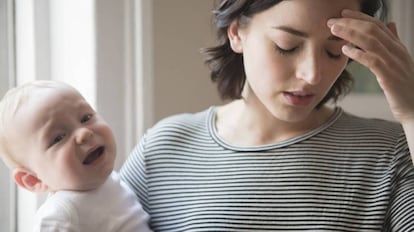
[329,22,391,60]
[341,43,388,75]
[387,22,400,39]
[341,9,397,40]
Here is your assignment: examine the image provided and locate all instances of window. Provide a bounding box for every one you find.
[0,0,16,231]
[1,0,148,231]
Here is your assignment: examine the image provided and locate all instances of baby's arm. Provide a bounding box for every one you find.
[33,196,80,232]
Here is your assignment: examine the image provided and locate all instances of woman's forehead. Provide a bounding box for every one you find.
[249,0,360,29]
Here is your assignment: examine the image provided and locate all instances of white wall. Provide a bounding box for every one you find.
[95,0,133,169]
[390,1,414,57]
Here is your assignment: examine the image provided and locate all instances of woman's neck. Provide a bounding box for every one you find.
[215,100,335,146]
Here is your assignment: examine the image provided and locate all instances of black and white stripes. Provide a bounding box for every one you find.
[121,107,414,231]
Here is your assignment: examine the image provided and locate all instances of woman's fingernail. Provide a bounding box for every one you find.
[327,19,337,27]
[342,44,352,53]
[342,9,353,15]
[331,24,342,34]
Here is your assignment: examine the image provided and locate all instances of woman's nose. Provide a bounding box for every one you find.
[75,128,93,144]
[296,53,322,85]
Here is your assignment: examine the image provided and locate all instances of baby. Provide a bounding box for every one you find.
[0,80,151,231]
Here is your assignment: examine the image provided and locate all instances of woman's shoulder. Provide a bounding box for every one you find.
[154,107,212,128]
[158,108,211,125]
[337,109,403,137]
[145,107,214,137]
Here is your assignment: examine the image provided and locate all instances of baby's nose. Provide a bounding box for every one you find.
[75,128,93,144]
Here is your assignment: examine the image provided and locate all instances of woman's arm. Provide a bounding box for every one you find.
[328,9,414,164]
[402,120,414,164]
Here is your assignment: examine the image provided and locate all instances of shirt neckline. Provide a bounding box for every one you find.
[207,106,343,151]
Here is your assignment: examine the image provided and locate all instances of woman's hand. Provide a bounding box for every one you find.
[328,9,414,125]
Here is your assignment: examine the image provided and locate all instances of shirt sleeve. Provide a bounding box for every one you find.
[120,133,150,213]
[383,133,414,231]
[33,197,80,232]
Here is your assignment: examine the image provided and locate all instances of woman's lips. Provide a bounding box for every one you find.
[283,91,315,106]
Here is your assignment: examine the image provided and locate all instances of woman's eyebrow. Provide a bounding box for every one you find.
[273,26,308,37]
[273,25,344,41]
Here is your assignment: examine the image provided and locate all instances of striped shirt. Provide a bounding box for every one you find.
[120,107,414,231]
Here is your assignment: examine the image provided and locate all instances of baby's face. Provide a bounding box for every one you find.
[9,85,116,191]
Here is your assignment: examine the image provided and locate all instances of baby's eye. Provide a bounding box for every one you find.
[81,114,93,123]
[51,134,65,146]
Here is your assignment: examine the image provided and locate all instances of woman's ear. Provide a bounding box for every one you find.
[228,20,244,53]
[13,167,49,192]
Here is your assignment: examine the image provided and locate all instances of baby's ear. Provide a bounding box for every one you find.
[13,168,49,192]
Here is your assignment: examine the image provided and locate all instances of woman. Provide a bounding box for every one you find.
[121,0,414,230]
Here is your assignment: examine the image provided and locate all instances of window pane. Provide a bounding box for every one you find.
[0,0,15,231]
[0,163,13,232]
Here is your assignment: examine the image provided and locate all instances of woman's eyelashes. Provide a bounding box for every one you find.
[327,51,342,60]
[274,44,343,60]
[275,45,298,55]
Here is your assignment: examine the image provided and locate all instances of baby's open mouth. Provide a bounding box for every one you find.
[83,146,104,165]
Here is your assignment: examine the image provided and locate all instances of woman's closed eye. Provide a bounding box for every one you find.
[326,50,342,60]
[275,44,343,60]
[274,45,299,55]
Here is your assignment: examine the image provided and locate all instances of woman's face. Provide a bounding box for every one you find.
[230,0,360,122]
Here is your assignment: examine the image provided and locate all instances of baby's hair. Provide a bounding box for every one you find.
[0,80,69,169]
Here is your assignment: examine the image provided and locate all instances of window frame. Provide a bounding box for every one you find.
[0,0,17,231]
[2,0,153,231]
